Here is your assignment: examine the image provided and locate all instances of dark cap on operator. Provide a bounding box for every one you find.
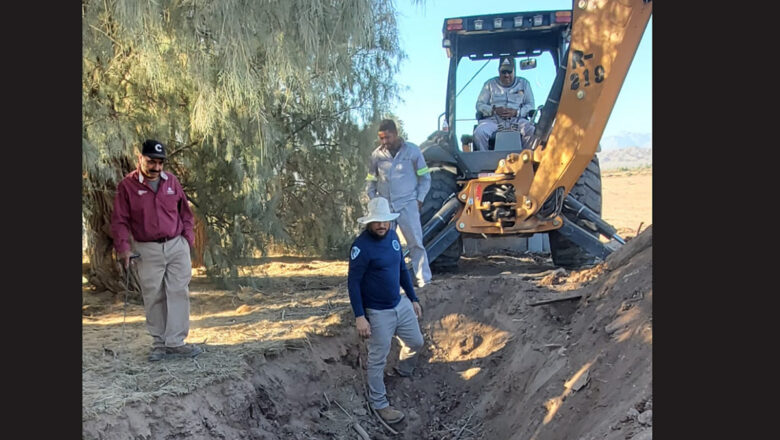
[141,139,166,159]
[499,56,515,73]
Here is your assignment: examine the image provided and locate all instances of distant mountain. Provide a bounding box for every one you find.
[598,146,652,170]
[600,131,652,151]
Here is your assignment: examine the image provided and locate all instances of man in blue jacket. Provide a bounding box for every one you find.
[347,197,424,425]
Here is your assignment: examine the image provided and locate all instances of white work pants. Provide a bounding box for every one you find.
[394,200,431,286]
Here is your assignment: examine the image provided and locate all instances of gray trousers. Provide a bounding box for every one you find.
[394,200,431,285]
[365,297,424,409]
[133,235,193,348]
[473,116,535,151]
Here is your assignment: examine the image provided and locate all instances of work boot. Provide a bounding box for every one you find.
[148,346,166,362]
[393,366,413,378]
[376,406,404,424]
[166,343,203,358]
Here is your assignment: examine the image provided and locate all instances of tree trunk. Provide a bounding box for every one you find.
[192,212,207,268]
[84,174,142,300]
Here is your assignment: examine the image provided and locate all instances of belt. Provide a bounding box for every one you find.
[151,236,176,243]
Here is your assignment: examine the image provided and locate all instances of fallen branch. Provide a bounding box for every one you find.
[528,291,583,306]
[454,411,476,440]
[352,422,371,440]
[333,398,372,439]
[157,377,175,389]
[163,365,179,381]
[303,334,314,352]
[522,268,567,279]
[333,399,351,418]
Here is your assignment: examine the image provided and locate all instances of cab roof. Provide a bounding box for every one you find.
[442,10,571,61]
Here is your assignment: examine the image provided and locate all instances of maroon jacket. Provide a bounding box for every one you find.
[111,168,195,254]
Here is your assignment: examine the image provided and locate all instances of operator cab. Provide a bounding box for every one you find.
[465,56,541,152]
[439,10,572,177]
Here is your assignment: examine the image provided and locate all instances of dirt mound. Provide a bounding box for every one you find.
[82,227,652,439]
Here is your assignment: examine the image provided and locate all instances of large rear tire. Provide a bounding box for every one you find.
[420,167,462,271]
[548,155,603,268]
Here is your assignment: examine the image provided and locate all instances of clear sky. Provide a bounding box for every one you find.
[392,0,652,145]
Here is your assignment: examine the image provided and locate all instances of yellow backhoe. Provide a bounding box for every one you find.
[417,0,652,269]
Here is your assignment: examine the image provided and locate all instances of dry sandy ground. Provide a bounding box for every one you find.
[601,168,652,238]
[82,170,652,439]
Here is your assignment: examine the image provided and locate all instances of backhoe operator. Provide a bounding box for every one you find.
[473,56,535,151]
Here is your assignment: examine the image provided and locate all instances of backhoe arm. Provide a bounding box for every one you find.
[526,0,652,219]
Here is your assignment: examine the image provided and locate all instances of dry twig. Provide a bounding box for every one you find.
[333,399,351,418]
[157,377,175,389]
[163,365,179,381]
[352,422,371,440]
[454,410,476,440]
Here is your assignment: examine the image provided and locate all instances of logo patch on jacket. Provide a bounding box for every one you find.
[138,190,148,196]
[392,240,400,251]
[166,187,175,195]
[351,246,361,260]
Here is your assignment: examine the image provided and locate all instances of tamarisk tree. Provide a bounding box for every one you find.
[83,0,416,291]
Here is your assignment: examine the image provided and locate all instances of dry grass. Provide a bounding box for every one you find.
[82,259,353,421]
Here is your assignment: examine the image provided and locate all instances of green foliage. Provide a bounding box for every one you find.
[83,0,409,288]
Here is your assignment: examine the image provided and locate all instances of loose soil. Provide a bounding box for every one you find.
[82,170,652,439]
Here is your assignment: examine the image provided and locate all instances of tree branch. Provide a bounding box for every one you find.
[168,140,201,158]
[88,24,124,52]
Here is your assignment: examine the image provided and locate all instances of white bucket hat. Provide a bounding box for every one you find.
[358,197,399,224]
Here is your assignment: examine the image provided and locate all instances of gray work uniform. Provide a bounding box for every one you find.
[474,76,535,151]
[366,141,432,286]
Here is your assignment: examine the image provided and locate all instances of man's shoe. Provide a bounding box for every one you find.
[393,366,413,377]
[166,343,203,358]
[148,347,166,362]
[376,406,405,424]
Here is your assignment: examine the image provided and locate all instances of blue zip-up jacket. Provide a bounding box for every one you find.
[347,229,418,318]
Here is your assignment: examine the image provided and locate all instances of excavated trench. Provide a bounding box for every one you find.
[83,228,652,440]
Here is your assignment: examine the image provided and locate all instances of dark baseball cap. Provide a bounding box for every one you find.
[499,56,515,73]
[141,139,166,159]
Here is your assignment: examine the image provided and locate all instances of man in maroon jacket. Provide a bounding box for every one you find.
[111,139,202,362]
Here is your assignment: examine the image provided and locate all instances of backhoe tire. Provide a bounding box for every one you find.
[548,155,603,269]
[420,167,462,271]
